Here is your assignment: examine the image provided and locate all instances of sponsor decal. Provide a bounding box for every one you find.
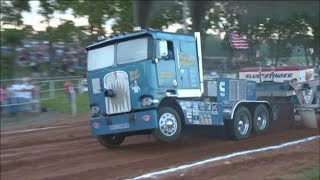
[179,54,197,67]
[306,71,312,81]
[131,80,141,93]
[109,123,129,130]
[185,102,193,108]
[219,82,226,97]
[245,73,293,79]
[130,69,140,81]
[186,110,192,119]
[193,102,198,109]
[198,102,207,110]
[212,104,218,115]
[206,102,211,110]
[193,120,200,124]
[160,71,173,78]
[302,89,313,104]
[92,122,100,129]
[192,109,199,116]
[142,115,151,122]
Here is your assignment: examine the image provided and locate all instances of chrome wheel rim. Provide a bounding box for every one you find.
[159,113,177,136]
[238,114,250,135]
[256,112,267,130]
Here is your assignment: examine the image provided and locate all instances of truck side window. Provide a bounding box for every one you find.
[166,41,174,60]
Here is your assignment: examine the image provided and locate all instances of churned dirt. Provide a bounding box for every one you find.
[1,109,319,180]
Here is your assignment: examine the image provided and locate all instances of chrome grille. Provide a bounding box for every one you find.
[229,80,246,100]
[104,71,131,114]
[230,80,238,100]
[238,80,246,100]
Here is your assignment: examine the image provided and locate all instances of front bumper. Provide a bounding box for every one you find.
[90,109,158,136]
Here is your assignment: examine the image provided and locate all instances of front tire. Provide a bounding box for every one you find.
[153,107,182,143]
[97,135,125,148]
[252,104,270,133]
[230,106,252,140]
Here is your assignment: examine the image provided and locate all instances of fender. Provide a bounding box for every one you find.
[222,100,276,121]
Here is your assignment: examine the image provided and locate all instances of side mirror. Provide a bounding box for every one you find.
[157,40,168,58]
[152,58,159,64]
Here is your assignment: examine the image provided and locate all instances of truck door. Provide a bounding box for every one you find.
[156,40,177,88]
[176,41,200,89]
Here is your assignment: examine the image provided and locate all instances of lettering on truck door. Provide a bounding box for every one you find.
[156,40,177,88]
[177,41,200,89]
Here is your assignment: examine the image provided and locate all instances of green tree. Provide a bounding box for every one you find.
[230,1,319,66]
[287,14,313,65]
[50,20,88,44]
[132,0,183,30]
[58,0,116,41]
[111,0,133,33]
[0,0,30,27]
[0,0,31,78]
[0,29,25,78]
[149,1,183,30]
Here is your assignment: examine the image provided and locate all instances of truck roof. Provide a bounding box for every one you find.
[240,65,314,72]
[86,29,194,50]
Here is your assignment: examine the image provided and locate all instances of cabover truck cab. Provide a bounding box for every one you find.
[86,29,276,148]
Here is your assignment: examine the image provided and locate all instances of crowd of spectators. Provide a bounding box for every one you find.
[0,78,39,116]
[1,41,88,117]
[15,40,87,77]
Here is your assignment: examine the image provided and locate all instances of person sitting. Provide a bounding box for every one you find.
[167,49,174,59]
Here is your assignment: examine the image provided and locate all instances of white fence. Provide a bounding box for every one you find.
[0,76,86,116]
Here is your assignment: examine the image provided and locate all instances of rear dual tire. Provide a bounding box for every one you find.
[252,104,270,134]
[228,105,270,140]
[229,106,252,140]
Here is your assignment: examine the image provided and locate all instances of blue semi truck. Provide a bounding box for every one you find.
[85,28,277,148]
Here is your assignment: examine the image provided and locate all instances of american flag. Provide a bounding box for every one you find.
[228,31,249,50]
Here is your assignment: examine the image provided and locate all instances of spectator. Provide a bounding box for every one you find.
[20,78,35,112]
[64,80,74,103]
[31,80,40,112]
[6,80,23,115]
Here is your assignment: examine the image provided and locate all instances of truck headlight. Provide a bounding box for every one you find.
[90,106,100,116]
[140,96,153,106]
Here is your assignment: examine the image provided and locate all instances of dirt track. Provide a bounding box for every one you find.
[1,113,319,180]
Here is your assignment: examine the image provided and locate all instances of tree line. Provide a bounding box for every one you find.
[1,0,319,77]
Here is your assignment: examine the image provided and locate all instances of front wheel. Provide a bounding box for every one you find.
[229,106,252,140]
[97,135,125,148]
[153,107,182,143]
[252,104,270,133]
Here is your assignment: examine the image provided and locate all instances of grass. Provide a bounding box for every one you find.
[40,92,89,114]
[1,92,89,130]
[294,165,320,180]
[290,56,306,65]
[300,166,320,180]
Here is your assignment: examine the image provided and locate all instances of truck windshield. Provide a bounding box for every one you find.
[117,37,149,64]
[87,45,115,71]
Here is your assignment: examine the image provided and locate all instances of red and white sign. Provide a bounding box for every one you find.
[239,66,314,83]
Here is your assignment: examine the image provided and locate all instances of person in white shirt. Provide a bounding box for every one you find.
[7,78,34,114]
[19,78,34,112]
[7,80,23,115]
